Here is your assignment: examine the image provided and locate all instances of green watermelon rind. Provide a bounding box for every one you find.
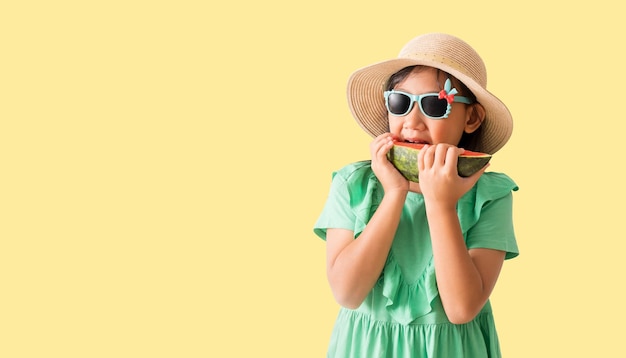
[387,144,492,183]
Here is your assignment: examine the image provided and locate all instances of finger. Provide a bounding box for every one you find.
[444,145,461,173]
[419,144,433,170]
[370,134,392,154]
[374,136,394,162]
[380,134,394,152]
[434,144,450,167]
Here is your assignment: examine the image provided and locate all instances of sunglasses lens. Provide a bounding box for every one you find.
[387,93,411,115]
[421,96,448,118]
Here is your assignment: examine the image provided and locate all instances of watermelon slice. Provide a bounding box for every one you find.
[387,142,491,182]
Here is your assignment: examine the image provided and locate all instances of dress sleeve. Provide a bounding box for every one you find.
[313,161,381,241]
[458,172,520,259]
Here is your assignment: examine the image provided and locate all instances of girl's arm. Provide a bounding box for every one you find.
[427,204,505,324]
[326,190,405,309]
[326,134,408,309]
[419,144,505,324]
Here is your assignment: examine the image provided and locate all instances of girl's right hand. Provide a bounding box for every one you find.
[370,133,409,194]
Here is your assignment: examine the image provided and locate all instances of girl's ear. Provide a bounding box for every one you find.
[464,103,485,134]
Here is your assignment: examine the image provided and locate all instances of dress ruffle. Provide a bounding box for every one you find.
[457,172,519,234]
[380,255,438,325]
[328,309,501,357]
[344,161,385,239]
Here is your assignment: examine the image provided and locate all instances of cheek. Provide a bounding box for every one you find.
[388,116,403,133]
[433,122,465,144]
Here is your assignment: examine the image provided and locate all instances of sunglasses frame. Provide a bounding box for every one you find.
[383,90,473,119]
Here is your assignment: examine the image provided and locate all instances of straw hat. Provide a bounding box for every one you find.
[347,33,512,154]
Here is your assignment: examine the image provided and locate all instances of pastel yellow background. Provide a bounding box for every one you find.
[1,1,624,357]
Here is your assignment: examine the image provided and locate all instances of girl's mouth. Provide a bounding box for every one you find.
[404,139,430,145]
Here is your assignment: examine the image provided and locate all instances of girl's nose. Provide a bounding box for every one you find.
[402,107,426,131]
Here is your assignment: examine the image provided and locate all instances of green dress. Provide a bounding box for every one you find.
[314,161,519,358]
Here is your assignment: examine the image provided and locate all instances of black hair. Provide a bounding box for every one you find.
[384,65,476,101]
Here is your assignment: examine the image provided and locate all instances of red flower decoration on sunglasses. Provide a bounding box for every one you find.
[438,78,459,104]
[438,90,456,104]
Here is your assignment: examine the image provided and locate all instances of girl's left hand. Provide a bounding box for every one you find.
[418,144,489,208]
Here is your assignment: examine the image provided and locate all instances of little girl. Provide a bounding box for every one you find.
[313,33,519,357]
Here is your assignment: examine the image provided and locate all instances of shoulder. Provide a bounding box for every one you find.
[475,172,518,196]
[329,160,383,205]
[331,160,377,185]
[458,172,518,210]
[333,160,378,190]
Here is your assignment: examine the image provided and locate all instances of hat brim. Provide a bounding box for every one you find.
[347,58,512,154]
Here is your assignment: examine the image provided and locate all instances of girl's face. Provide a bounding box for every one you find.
[387,67,483,147]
